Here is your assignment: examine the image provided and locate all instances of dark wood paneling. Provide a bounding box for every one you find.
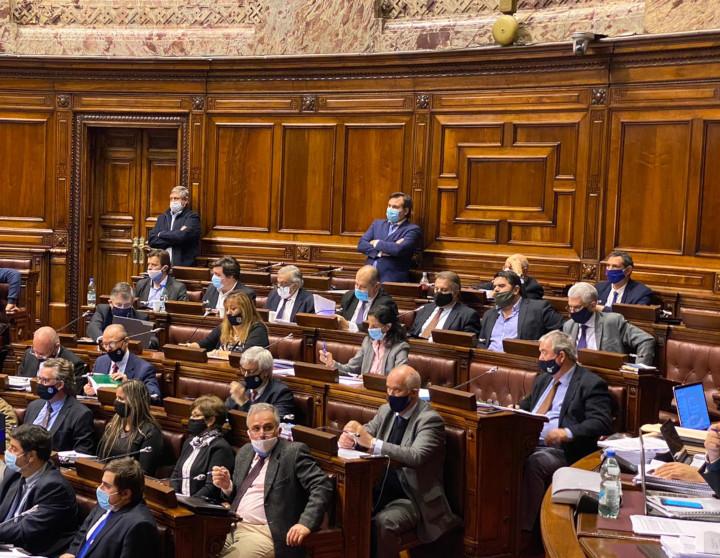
[698,121,720,256]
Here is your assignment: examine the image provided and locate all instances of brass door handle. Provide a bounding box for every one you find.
[138,237,146,266]
[131,237,140,264]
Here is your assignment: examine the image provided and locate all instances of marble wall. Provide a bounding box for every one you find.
[0,0,717,57]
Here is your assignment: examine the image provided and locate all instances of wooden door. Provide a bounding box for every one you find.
[87,127,179,298]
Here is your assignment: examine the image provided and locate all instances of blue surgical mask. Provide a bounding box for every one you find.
[96,486,117,511]
[5,451,22,473]
[211,275,223,290]
[606,268,626,284]
[147,269,164,284]
[170,201,183,214]
[355,289,369,302]
[388,394,410,413]
[570,307,594,324]
[538,357,562,375]
[386,208,401,224]
[250,436,278,457]
[368,327,385,342]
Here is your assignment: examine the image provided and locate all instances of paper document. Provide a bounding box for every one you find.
[339,376,363,387]
[313,294,337,316]
[7,376,30,391]
[338,448,371,460]
[631,515,720,537]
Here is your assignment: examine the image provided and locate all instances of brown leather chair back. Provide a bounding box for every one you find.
[665,339,720,412]
[325,400,380,431]
[156,429,186,479]
[186,290,203,302]
[292,393,314,427]
[331,277,356,290]
[176,376,231,401]
[608,385,626,433]
[268,333,304,361]
[256,296,268,308]
[468,362,536,406]
[167,324,215,345]
[407,352,457,387]
[14,406,26,424]
[444,425,466,516]
[315,340,361,365]
[399,309,416,330]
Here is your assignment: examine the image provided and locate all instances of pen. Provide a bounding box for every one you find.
[322,341,327,353]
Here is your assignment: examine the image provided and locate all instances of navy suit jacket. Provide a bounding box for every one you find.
[595,278,653,308]
[409,302,481,338]
[93,351,161,400]
[148,206,201,267]
[225,377,295,420]
[266,287,315,322]
[357,219,422,282]
[0,464,78,557]
[24,395,95,454]
[66,501,159,558]
[478,298,563,349]
[18,345,87,379]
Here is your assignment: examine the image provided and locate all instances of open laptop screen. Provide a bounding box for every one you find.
[674,382,711,431]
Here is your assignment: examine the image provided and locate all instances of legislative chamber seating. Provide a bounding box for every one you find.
[167,324,215,345]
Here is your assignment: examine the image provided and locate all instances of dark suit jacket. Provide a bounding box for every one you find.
[198,321,269,352]
[225,377,295,420]
[357,219,422,282]
[99,421,164,476]
[266,287,315,322]
[409,301,481,338]
[148,206,201,267]
[24,395,95,454]
[203,282,256,307]
[86,304,149,342]
[474,275,544,300]
[93,351,161,400]
[702,464,720,497]
[338,288,398,322]
[519,365,614,464]
[135,275,188,306]
[66,500,159,558]
[18,345,87,379]
[170,434,235,500]
[0,268,21,304]
[227,440,333,558]
[478,298,563,349]
[595,278,653,307]
[0,464,78,557]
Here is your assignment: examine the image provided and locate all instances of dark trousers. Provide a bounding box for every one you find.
[520,446,568,532]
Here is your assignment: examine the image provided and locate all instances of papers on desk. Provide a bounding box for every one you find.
[662,533,720,557]
[647,495,720,521]
[206,350,229,360]
[633,459,715,497]
[598,436,669,465]
[7,376,30,391]
[338,448,371,460]
[631,515,715,537]
[313,294,337,316]
[57,450,96,465]
[476,400,545,418]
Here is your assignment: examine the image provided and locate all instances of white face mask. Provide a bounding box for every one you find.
[170,201,183,213]
[277,286,292,299]
[250,436,278,457]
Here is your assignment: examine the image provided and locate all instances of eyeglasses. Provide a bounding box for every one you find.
[102,339,127,351]
[248,424,277,434]
[112,302,133,310]
[565,305,586,313]
[239,367,259,377]
[36,376,59,386]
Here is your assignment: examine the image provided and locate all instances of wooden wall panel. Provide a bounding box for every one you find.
[698,121,720,256]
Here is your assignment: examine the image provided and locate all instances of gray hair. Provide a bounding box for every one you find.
[567,282,598,305]
[40,357,76,396]
[170,185,189,200]
[539,330,577,362]
[240,346,274,375]
[247,402,280,426]
[278,265,303,288]
[110,282,134,301]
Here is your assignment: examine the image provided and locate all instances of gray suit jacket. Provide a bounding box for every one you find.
[229,439,333,558]
[336,336,409,376]
[364,400,461,543]
[562,312,655,365]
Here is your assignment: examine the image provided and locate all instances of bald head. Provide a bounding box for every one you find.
[102,324,128,346]
[355,265,380,299]
[32,326,60,359]
[387,365,421,393]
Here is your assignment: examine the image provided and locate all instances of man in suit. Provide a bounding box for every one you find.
[409,270,481,340]
[265,264,315,323]
[25,357,95,454]
[212,402,333,558]
[0,424,78,556]
[204,255,256,317]
[479,270,563,351]
[84,324,161,401]
[135,248,188,309]
[595,250,653,311]
[148,185,201,267]
[562,282,655,365]
[86,282,149,342]
[357,192,422,282]
[339,365,461,558]
[0,267,21,313]
[60,457,159,558]
[337,265,397,332]
[225,346,295,420]
[519,331,613,538]
[18,325,87,379]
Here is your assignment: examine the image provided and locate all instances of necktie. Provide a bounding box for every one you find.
[388,224,398,238]
[387,415,408,445]
[4,478,26,520]
[76,511,113,558]
[610,290,618,307]
[355,300,368,325]
[41,401,53,429]
[577,325,588,350]
[420,307,443,339]
[276,299,288,321]
[536,380,560,416]
[231,456,266,512]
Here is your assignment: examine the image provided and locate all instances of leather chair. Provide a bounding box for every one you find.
[268,333,304,361]
[331,277,356,291]
[407,352,456,387]
[315,339,362,366]
[292,392,314,427]
[186,290,203,302]
[256,295,268,308]
[157,429,186,480]
[325,400,379,431]
[468,363,536,406]
[176,376,231,401]
[13,406,26,424]
[167,324,215,345]
[608,385,626,433]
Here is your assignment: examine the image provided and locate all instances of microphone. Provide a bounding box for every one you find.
[127,328,162,339]
[185,311,213,345]
[96,446,153,463]
[256,262,283,272]
[57,310,94,333]
[317,266,343,276]
[453,366,498,390]
[0,504,39,527]
[158,473,207,482]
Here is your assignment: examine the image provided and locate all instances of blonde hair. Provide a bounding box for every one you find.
[505,254,529,277]
[220,291,267,348]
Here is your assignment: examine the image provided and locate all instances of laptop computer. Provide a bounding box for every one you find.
[674,382,711,431]
[112,315,155,350]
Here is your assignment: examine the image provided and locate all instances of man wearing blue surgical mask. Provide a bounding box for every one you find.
[148,185,201,267]
[203,255,256,318]
[595,250,653,311]
[357,192,422,282]
[86,282,149,342]
[337,265,397,332]
[339,365,461,558]
[265,265,314,323]
[135,249,187,310]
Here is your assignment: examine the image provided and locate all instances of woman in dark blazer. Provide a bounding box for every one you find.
[188,290,269,353]
[170,395,234,500]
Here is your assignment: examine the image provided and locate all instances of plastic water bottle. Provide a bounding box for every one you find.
[419,272,431,296]
[279,414,295,441]
[598,449,622,519]
[158,287,168,313]
[87,277,96,307]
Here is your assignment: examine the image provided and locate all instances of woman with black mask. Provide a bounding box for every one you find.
[97,379,163,475]
[169,395,234,500]
[187,290,268,356]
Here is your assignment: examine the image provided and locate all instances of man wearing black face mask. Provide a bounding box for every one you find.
[224,346,295,420]
[517,331,612,549]
[24,358,95,454]
[339,365,461,558]
[86,282,148,342]
[562,282,655,365]
[409,271,480,340]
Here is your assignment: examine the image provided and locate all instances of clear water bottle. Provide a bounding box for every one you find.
[158,287,168,313]
[279,414,295,441]
[598,449,622,519]
[87,277,96,307]
[419,272,431,296]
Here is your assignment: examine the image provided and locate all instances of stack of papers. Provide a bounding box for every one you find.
[633,461,716,497]
[7,376,30,391]
[598,436,669,465]
[662,533,720,557]
[647,495,720,521]
[313,295,337,316]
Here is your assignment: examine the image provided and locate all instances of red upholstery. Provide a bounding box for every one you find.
[315,340,361,365]
[665,338,720,411]
[167,324,215,345]
[186,290,203,302]
[157,429,186,479]
[176,376,231,401]
[399,309,416,330]
[268,333,304,361]
[407,353,457,387]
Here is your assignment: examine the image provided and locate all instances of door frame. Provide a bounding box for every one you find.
[69,113,189,325]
